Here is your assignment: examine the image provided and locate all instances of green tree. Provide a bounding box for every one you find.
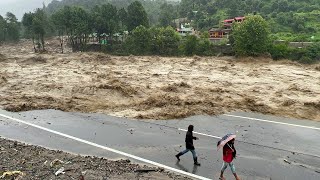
[291,15,305,33]
[5,12,20,42]
[51,6,75,52]
[22,12,37,51]
[71,7,92,50]
[149,26,181,56]
[157,26,181,55]
[179,0,194,17]
[200,31,210,39]
[118,7,128,31]
[159,3,177,27]
[269,43,291,60]
[127,1,149,32]
[232,15,270,56]
[183,35,199,56]
[303,42,320,63]
[149,27,162,54]
[92,4,118,41]
[45,0,179,25]
[125,25,151,55]
[33,8,48,51]
[51,9,66,53]
[196,31,214,56]
[44,0,320,41]
[0,15,6,43]
[196,39,214,56]
[22,13,34,39]
[52,6,91,51]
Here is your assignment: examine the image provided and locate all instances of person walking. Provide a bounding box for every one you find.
[217,135,240,180]
[175,125,201,166]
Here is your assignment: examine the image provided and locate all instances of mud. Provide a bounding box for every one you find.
[0,40,319,121]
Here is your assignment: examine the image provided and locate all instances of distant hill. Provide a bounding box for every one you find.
[177,0,320,41]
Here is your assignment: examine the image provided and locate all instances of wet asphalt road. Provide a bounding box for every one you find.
[0,109,319,180]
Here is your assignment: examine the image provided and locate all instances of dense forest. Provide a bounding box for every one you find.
[0,0,319,63]
[45,0,320,41]
[1,0,320,42]
[46,0,179,27]
[179,0,320,41]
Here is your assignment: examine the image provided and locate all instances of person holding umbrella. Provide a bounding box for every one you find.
[175,125,201,166]
[217,134,240,180]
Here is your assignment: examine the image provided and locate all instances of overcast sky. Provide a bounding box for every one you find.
[0,0,53,20]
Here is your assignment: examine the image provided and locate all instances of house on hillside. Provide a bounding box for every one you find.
[176,23,196,37]
[209,17,245,43]
[209,28,230,43]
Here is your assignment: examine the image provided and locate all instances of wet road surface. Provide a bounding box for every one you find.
[0,109,319,180]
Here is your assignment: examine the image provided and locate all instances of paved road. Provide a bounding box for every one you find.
[0,109,319,180]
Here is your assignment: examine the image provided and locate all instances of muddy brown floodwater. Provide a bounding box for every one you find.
[0,38,320,180]
[0,39,319,121]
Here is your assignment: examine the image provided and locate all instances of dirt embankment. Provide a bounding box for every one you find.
[0,40,319,121]
[0,137,189,180]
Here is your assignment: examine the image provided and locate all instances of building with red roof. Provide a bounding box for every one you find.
[209,17,245,42]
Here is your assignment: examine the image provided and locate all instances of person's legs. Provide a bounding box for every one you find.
[190,149,200,166]
[229,162,240,180]
[190,149,197,159]
[220,162,228,179]
[180,149,190,155]
[175,149,189,161]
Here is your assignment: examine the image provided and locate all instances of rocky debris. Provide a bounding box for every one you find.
[283,159,291,164]
[0,171,24,179]
[0,138,190,180]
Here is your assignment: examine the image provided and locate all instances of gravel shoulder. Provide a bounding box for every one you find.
[0,137,190,180]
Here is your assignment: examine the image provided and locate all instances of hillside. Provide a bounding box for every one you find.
[46,0,179,25]
[178,0,320,41]
[44,0,320,41]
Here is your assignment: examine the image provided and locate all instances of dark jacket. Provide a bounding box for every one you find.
[185,125,197,150]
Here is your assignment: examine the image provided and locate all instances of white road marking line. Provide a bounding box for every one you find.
[0,113,211,180]
[178,128,320,158]
[223,114,320,130]
[178,128,221,139]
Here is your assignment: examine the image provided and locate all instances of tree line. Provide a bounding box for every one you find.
[0,1,319,63]
[19,1,148,52]
[2,0,320,45]
[46,0,179,27]
[0,13,20,44]
[179,0,320,41]
[46,0,320,42]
